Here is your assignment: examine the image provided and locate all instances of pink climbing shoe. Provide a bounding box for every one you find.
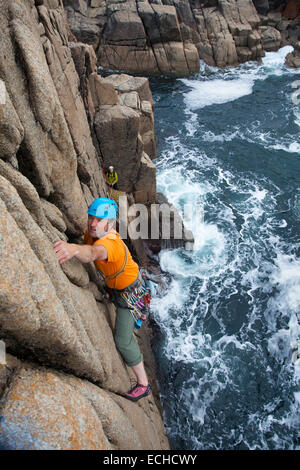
[125,383,152,402]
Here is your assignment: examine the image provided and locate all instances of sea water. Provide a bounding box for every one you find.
[149,46,300,450]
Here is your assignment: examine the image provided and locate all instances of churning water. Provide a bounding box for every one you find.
[149,46,300,450]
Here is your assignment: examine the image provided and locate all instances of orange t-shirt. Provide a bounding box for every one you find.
[84,228,139,290]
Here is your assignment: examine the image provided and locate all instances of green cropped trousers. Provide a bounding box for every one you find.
[113,303,143,367]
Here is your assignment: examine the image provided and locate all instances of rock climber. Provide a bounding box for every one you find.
[53,197,151,402]
[105,165,118,190]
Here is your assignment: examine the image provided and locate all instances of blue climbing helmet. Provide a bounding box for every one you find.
[87,197,117,219]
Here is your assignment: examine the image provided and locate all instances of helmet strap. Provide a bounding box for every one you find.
[96,220,113,239]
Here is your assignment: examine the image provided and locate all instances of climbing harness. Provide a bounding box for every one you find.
[105,272,151,329]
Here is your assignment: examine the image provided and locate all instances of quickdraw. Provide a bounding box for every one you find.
[119,281,151,329]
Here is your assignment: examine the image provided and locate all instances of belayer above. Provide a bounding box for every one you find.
[105,165,118,190]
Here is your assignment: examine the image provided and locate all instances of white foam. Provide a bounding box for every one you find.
[151,278,189,323]
[269,254,300,314]
[157,165,210,204]
[202,129,240,143]
[294,361,300,381]
[216,335,256,352]
[294,109,300,128]
[184,109,198,137]
[294,391,300,404]
[293,193,300,220]
[265,255,300,370]
[217,168,239,189]
[164,330,207,363]
[180,78,254,110]
[249,188,267,202]
[180,46,297,113]
[261,45,294,73]
[267,329,291,361]
[270,141,300,154]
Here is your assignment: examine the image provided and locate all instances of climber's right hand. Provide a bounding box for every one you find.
[53,240,78,265]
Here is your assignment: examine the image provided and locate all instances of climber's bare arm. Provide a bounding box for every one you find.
[53,240,108,265]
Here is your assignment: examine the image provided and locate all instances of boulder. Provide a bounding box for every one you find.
[141,100,153,116]
[248,30,262,48]
[259,25,282,50]
[266,11,282,27]
[64,0,88,17]
[63,7,102,46]
[199,6,239,67]
[285,41,300,67]
[184,42,201,73]
[285,52,300,67]
[69,41,98,78]
[163,41,190,75]
[219,0,260,31]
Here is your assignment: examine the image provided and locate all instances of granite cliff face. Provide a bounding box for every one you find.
[63,0,300,76]
[0,0,169,450]
[64,0,262,74]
